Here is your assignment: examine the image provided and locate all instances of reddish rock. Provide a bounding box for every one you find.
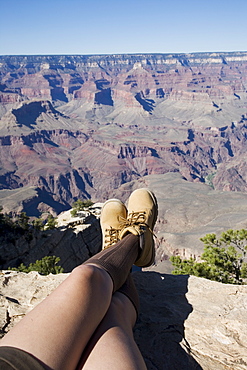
[0,52,247,216]
[0,93,21,103]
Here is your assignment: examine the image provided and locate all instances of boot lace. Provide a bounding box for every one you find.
[120,212,157,237]
[104,212,157,249]
[104,227,121,249]
[123,211,147,227]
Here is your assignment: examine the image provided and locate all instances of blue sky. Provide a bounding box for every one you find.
[1,0,246,55]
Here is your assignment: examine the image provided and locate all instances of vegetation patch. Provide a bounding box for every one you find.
[171,229,247,284]
[70,199,94,217]
[8,256,64,275]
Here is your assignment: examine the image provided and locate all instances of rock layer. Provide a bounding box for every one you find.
[0,118,247,214]
[0,52,247,214]
[0,52,247,265]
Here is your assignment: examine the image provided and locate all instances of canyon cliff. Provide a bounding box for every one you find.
[0,52,247,266]
[1,54,247,368]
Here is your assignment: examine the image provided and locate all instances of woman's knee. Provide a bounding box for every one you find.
[71,264,113,292]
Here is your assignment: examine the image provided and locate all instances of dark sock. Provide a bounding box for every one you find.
[84,234,139,292]
[117,273,140,317]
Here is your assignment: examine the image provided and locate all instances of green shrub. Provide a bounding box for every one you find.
[17,212,29,230]
[32,218,45,231]
[0,210,26,235]
[170,229,247,284]
[9,256,64,275]
[45,214,58,230]
[70,199,94,217]
[205,172,216,189]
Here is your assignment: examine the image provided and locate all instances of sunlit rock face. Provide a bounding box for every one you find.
[0,52,247,267]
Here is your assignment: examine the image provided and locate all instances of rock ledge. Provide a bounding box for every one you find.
[0,271,246,370]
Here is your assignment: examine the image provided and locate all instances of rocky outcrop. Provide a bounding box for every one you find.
[0,270,246,369]
[136,272,247,370]
[0,100,80,132]
[0,217,101,272]
[2,172,247,275]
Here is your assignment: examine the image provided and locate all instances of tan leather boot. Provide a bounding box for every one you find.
[119,188,158,267]
[100,199,127,249]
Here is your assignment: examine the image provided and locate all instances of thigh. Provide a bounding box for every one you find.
[0,266,113,370]
[80,293,147,370]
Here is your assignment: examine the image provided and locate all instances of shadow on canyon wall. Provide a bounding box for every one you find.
[0,218,102,273]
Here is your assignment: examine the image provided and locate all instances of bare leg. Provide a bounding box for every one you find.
[80,292,147,370]
[0,189,157,369]
[0,265,113,370]
[0,235,139,369]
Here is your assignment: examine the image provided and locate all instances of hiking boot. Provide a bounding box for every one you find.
[119,188,158,267]
[100,199,127,249]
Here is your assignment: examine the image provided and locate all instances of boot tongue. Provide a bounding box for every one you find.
[120,226,140,239]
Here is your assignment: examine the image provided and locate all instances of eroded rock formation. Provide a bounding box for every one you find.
[0,216,101,272]
[0,53,247,211]
[1,52,247,266]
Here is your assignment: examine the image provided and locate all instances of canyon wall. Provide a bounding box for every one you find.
[0,52,247,265]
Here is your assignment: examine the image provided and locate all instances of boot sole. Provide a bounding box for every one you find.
[133,189,158,267]
[144,189,158,267]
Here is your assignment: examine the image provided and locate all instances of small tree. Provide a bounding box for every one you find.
[32,218,45,231]
[9,256,64,275]
[70,199,94,217]
[17,212,30,230]
[0,211,15,229]
[45,214,58,230]
[170,229,247,284]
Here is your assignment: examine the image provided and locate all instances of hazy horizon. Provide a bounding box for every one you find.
[1,50,247,57]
